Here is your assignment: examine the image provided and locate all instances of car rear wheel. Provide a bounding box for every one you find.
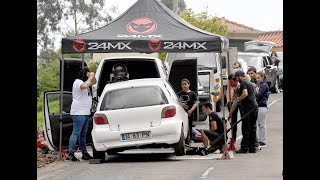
[92,144,106,160]
[174,126,186,156]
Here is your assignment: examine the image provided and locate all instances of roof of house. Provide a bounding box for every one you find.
[259,31,283,47]
[219,17,261,32]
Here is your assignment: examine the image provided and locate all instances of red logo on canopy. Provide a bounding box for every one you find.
[127,17,157,34]
[72,39,86,52]
[148,39,161,51]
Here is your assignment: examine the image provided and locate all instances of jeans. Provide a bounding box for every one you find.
[68,115,89,154]
[256,107,268,143]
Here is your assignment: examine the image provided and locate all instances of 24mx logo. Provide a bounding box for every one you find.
[88,42,132,50]
[163,42,207,50]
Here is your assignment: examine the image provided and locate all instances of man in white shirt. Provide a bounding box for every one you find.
[67,67,96,161]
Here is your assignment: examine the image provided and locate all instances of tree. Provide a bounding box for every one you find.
[37,0,118,49]
[179,9,227,36]
[37,48,61,66]
[37,0,63,48]
[161,0,186,14]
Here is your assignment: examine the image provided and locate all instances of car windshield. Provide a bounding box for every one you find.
[166,52,217,68]
[100,86,168,110]
[238,55,261,68]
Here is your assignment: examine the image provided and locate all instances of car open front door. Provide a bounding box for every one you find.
[168,58,208,125]
[42,58,92,151]
[42,91,94,151]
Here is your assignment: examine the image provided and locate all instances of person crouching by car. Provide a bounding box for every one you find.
[67,67,96,161]
[199,102,225,152]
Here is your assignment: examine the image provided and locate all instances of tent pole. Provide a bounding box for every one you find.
[81,53,84,68]
[218,52,228,156]
[59,54,65,160]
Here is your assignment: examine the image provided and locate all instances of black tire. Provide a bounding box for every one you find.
[174,126,186,156]
[185,130,190,145]
[92,144,106,160]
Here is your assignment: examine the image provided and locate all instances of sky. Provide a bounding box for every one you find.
[48,0,283,51]
[105,0,283,31]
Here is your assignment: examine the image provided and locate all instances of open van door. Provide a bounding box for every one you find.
[168,58,209,126]
[42,58,93,151]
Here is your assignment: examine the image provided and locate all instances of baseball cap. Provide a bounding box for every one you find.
[235,70,245,77]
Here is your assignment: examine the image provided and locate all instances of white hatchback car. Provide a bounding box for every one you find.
[91,78,189,159]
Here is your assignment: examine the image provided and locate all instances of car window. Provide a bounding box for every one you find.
[46,92,72,114]
[100,86,168,110]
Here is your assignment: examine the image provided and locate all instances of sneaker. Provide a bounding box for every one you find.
[205,144,211,150]
[67,153,80,161]
[259,142,266,148]
[82,152,93,160]
[235,149,249,154]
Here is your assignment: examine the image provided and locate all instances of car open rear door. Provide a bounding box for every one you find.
[168,58,208,125]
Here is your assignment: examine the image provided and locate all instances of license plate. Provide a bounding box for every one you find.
[121,131,151,141]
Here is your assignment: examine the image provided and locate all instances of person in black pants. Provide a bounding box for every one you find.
[228,70,258,153]
[227,74,241,143]
[178,78,198,144]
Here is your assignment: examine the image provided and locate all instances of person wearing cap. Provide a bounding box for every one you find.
[228,70,258,153]
[226,74,241,144]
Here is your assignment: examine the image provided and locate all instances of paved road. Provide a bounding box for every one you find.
[37,93,283,180]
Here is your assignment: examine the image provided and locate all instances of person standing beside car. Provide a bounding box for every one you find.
[67,67,96,161]
[271,51,281,67]
[255,72,270,148]
[178,78,198,144]
[228,70,258,153]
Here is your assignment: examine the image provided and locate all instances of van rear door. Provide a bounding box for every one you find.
[168,58,208,125]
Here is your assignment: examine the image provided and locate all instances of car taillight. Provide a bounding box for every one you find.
[161,106,176,118]
[94,113,109,125]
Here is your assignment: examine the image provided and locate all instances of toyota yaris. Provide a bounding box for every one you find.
[91,78,189,159]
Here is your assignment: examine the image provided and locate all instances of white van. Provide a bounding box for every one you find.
[238,41,281,93]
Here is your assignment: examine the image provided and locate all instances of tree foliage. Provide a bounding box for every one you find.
[37,0,118,49]
[37,48,61,66]
[37,0,63,48]
[179,9,227,36]
[37,60,60,96]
